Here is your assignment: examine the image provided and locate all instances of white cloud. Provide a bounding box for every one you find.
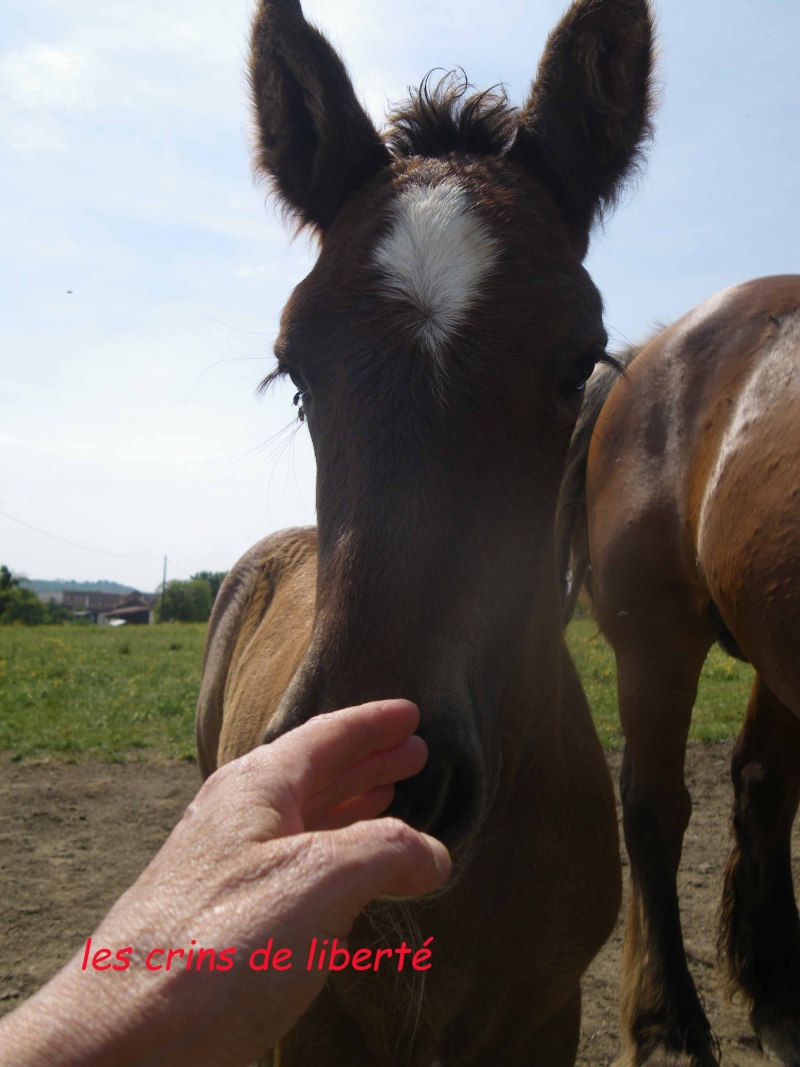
[2,45,98,111]
[1,113,65,152]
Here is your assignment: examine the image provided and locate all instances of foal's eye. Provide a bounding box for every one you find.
[560,345,607,398]
[288,369,310,421]
[288,368,308,395]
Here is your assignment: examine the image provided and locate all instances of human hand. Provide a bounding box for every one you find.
[0,699,451,1067]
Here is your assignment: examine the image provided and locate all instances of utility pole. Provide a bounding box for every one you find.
[159,555,167,622]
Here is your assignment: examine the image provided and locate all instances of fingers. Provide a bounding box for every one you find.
[311,818,451,917]
[303,734,427,830]
[314,784,395,831]
[266,700,422,802]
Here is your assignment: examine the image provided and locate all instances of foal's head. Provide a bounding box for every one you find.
[253,0,654,855]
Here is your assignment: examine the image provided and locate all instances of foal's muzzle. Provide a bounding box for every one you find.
[262,702,488,857]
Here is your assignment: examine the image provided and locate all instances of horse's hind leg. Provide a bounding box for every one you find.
[609,624,718,1067]
[720,673,800,1065]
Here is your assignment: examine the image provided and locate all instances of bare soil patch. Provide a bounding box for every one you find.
[1,745,797,1064]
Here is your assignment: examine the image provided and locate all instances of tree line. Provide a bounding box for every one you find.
[157,572,228,623]
[0,566,228,626]
[0,566,74,625]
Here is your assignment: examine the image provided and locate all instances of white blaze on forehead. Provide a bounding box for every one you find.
[372,183,498,356]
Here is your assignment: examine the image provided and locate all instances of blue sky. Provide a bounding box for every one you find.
[1,0,797,591]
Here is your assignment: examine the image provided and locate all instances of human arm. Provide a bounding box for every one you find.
[0,699,450,1066]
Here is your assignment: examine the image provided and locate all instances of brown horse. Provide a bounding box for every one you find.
[558,275,800,1067]
[197,0,655,1062]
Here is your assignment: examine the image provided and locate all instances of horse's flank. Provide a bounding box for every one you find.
[196,528,316,778]
[558,274,800,1066]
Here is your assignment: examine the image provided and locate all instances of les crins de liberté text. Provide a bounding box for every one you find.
[80,937,434,974]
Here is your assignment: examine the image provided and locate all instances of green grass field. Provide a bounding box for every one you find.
[0,619,755,762]
[566,617,755,748]
[0,623,206,762]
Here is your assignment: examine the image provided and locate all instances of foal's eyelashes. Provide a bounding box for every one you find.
[288,367,309,395]
[560,343,617,399]
[256,359,306,400]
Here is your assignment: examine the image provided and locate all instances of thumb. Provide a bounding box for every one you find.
[310,817,451,921]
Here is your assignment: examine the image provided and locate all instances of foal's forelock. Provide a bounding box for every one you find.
[349,81,512,363]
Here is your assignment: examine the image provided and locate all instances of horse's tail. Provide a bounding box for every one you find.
[556,344,642,625]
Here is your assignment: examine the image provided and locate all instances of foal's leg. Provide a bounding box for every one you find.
[490,989,582,1067]
[514,988,581,1067]
[611,628,718,1067]
[719,674,800,1065]
[263,984,441,1067]
[451,988,581,1067]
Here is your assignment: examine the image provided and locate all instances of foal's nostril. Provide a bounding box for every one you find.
[430,759,481,847]
[391,758,481,852]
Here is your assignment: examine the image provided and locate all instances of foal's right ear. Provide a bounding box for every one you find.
[509,0,655,258]
[249,0,390,234]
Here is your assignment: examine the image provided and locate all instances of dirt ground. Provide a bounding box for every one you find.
[1,743,798,1065]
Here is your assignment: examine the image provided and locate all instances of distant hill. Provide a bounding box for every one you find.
[20,578,137,595]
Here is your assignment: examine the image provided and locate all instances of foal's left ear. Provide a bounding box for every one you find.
[509,0,655,258]
[249,0,390,233]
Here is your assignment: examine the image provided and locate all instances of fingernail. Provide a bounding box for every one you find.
[420,833,452,879]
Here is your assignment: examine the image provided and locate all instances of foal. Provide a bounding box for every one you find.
[559,275,800,1066]
[197,0,655,1062]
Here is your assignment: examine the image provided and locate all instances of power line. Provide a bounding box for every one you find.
[203,316,272,336]
[0,507,163,561]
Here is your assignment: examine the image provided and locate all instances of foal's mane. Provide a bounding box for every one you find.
[385,73,519,160]
[556,342,644,623]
